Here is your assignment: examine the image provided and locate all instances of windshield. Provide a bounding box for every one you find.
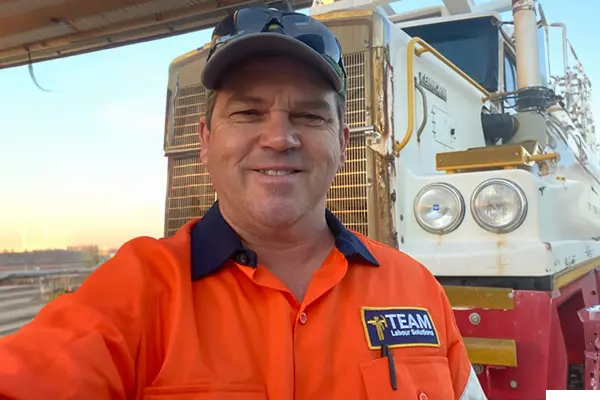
[401,16,500,93]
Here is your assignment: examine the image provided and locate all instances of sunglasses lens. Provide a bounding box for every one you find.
[234,9,273,33]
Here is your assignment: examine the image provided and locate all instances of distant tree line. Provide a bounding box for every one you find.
[0,249,87,267]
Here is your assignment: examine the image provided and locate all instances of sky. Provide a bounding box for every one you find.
[0,0,596,251]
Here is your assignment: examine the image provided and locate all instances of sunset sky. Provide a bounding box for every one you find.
[0,0,596,251]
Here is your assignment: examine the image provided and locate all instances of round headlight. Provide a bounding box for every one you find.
[414,183,465,234]
[471,178,527,233]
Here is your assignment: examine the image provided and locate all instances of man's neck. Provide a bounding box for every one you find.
[219,202,336,299]
[218,199,329,244]
[241,222,334,265]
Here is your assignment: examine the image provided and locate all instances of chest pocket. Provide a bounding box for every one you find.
[142,384,267,400]
[361,356,455,400]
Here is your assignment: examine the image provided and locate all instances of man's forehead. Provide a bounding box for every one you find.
[223,91,334,110]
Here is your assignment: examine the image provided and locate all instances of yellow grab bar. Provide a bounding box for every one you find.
[393,37,492,157]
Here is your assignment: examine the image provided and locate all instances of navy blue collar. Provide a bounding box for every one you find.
[190,201,379,280]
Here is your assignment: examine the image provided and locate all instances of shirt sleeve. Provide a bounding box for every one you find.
[441,286,488,400]
[0,238,156,400]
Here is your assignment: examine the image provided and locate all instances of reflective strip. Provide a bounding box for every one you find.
[459,366,488,400]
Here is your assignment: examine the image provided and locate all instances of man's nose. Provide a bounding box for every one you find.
[257,112,301,152]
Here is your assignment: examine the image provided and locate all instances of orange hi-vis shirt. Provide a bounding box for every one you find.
[0,202,486,400]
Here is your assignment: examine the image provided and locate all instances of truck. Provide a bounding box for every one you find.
[161,0,600,397]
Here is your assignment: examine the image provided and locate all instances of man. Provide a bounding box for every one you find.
[0,7,487,400]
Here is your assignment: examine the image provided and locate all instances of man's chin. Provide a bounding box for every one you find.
[248,200,307,227]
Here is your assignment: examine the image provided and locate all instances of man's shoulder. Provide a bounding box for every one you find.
[353,231,423,268]
[111,233,187,262]
[92,223,196,286]
[113,219,197,259]
[351,231,442,288]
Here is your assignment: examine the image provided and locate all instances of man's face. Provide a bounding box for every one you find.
[199,56,349,228]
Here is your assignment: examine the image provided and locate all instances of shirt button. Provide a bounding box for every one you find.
[299,312,308,324]
[236,253,249,265]
[418,392,428,400]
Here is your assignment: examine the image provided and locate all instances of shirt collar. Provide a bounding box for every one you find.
[190,201,379,280]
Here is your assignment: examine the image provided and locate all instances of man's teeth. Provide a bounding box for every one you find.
[259,170,295,176]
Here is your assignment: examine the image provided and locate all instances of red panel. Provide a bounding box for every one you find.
[452,268,600,397]
[454,290,566,399]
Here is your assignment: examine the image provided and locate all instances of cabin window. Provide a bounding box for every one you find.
[503,48,517,108]
[401,16,500,93]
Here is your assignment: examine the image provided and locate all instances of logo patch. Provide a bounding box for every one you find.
[361,307,440,349]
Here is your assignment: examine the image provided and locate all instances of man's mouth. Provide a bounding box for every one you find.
[256,170,300,176]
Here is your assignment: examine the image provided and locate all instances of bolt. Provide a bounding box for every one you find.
[473,364,484,375]
[510,381,517,389]
[469,313,481,325]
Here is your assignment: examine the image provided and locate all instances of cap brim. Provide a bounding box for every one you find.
[201,33,343,92]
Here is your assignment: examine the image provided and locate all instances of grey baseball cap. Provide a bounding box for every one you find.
[200,9,346,95]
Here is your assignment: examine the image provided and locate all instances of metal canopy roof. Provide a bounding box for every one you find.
[0,0,310,69]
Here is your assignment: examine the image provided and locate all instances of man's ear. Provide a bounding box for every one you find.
[338,123,350,168]
[199,115,210,164]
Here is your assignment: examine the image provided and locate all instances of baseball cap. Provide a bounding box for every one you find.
[201,7,347,96]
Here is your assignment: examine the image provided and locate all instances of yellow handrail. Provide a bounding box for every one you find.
[393,37,492,157]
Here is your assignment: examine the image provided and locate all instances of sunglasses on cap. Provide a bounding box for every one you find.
[206,7,347,93]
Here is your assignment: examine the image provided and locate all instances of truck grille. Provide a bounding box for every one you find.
[164,152,215,237]
[344,51,368,128]
[326,51,370,236]
[326,131,369,236]
[164,51,371,237]
[168,85,206,151]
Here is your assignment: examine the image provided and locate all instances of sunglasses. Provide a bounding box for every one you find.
[207,7,347,92]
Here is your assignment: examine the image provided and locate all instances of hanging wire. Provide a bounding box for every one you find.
[27,50,53,92]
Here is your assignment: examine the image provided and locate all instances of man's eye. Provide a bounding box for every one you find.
[294,113,327,124]
[233,109,261,116]
[299,113,323,120]
[230,109,264,122]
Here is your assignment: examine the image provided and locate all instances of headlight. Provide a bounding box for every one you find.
[471,178,527,233]
[414,183,465,234]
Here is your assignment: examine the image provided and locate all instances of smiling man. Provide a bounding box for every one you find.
[198,54,348,299]
[0,7,486,400]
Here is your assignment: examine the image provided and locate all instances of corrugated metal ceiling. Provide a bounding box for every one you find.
[0,0,311,69]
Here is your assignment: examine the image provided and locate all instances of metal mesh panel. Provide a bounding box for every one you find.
[344,51,368,128]
[169,85,206,151]
[326,132,368,235]
[327,51,370,236]
[165,152,216,237]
